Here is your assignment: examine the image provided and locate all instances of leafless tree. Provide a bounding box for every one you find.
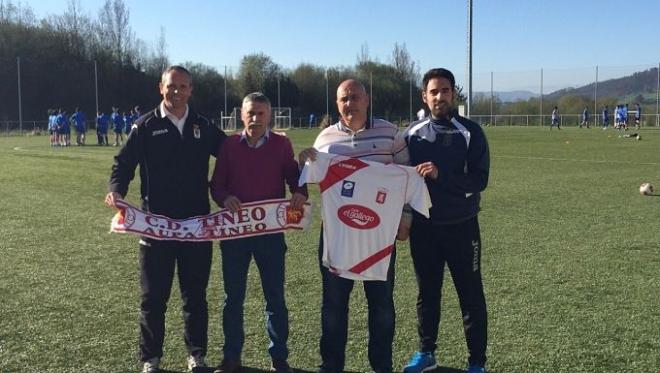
[97,0,134,65]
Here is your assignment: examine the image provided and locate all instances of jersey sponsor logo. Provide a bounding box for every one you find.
[152,129,168,136]
[341,180,355,197]
[337,204,380,229]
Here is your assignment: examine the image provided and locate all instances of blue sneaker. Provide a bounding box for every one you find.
[403,351,437,373]
[467,364,486,373]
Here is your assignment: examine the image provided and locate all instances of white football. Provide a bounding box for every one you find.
[639,182,654,196]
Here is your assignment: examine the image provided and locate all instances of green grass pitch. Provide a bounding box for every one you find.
[0,126,659,372]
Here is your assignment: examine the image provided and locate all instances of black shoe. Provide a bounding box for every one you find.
[271,359,293,373]
[214,359,242,373]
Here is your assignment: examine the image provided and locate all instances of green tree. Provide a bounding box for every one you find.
[237,53,280,98]
[183,62,238,118]
[291,63,327,117]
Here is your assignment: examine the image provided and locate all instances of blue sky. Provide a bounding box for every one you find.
[29,0,660,92]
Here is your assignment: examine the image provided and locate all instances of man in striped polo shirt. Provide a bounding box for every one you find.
[299,79,408,373]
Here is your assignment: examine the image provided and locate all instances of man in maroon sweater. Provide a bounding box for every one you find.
[210,92,307,373]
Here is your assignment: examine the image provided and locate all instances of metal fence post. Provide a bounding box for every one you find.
[539,68,543,126]
[94,60,99,116]
[656,62,659,126]
[17,57,23,135]
[594,65,598,127]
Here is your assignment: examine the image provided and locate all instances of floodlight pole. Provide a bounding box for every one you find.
[490,71,493,121]
[409,69,413,123]
[656,62,659,126]
[277,75,281,108]
[540,68,543,126]
[224,65,228,118]
[94,60,99,116]
[325,68,329,124]
[466,0,473,118]
[594,65,598,126]
[17,57,23,134]
[369,71,373,124]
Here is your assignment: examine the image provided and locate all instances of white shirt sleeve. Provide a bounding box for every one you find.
[405,168,432,218]
[299,152,332,186]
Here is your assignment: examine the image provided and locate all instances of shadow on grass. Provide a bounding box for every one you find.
[131,365,470,373]
[157,368,323,373]
[436,367,466,373]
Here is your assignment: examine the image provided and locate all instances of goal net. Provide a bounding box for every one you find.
[272,107,291,130]
[220,107,291,132]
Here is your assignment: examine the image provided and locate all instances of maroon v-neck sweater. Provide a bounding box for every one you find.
[210,132,307,207]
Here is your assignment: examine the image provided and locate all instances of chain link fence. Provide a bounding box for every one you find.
[3,57,660,135]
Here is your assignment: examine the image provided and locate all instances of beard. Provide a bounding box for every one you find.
[431,101,453,118]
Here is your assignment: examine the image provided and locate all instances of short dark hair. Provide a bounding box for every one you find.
[422,68,456,90]
[161,65,192,83]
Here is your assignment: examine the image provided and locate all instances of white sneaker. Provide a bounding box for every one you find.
[187,355,207,372]
[142,357,160,373]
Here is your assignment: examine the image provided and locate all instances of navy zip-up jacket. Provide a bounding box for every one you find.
[108,106,226,219]
[404,112,489,224]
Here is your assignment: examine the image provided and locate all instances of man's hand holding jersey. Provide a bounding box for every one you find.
[298,147,318,168]
[415,161,439,180]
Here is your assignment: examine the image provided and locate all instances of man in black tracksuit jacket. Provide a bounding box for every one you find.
[105,66,226,373]
[402,68,490,373]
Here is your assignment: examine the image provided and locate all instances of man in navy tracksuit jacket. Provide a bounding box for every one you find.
[402,68,490,373]
[105,66,226,373]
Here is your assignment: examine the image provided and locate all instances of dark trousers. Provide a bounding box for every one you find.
[138,239,212,361]
[409,216,487,366]
[97,132,107,145]
[318,235,396,373]
[220,233,289,361]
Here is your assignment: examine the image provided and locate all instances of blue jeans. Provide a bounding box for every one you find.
[220,233,289,361]
[318,237,396,373]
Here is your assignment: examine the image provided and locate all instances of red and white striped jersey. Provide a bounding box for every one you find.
[300,152,431,281]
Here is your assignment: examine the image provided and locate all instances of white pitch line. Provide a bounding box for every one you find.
[494,155,660,166]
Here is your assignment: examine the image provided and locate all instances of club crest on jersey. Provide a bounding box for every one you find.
[341,180,355,198]
[376,189,387,204]
[193,124,201,139]
[442,133,452,146]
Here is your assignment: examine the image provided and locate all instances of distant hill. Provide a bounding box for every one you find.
[545,67,659,102]
[476,67,658,104]
[474,90,538,102]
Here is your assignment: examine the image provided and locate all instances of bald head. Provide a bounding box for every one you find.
[336,79,369,131]
[337,79,367,96]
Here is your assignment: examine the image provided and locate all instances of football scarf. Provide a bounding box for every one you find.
[110,198,312,241]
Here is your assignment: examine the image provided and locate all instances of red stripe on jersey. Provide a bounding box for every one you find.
[319,158,369,192]
[348,244,394,275]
